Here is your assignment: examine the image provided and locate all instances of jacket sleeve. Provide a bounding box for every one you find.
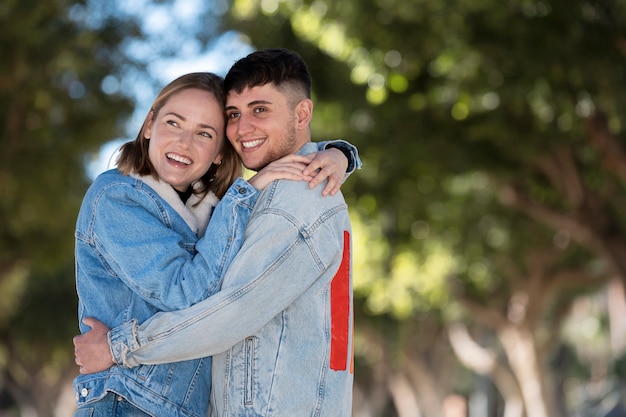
[318,139,362,174]
[109,182,347,367]
[93,178,257,311]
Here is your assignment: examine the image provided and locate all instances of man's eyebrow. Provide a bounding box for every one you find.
[225,100,273,112]
[163,112,217,133]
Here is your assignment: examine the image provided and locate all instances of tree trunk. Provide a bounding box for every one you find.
[387,374,422,417]
[498,325,560,417]
[404,353,445,417]
[448,323,524,417]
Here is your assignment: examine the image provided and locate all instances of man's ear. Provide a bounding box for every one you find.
[295,98,313,128]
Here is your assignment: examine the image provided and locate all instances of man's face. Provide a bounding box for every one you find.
[225,83,300,171]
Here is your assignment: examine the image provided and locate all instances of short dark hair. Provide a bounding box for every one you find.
[225,48,312,101]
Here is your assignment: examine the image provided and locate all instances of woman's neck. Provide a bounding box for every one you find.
[174,185,193,203]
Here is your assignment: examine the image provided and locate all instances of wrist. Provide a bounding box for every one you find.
[108,319,140,367]
[325,144,353,172]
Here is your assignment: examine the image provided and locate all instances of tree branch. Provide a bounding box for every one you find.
[585,111,626,186]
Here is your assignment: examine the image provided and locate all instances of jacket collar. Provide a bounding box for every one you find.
[130,172,218,237]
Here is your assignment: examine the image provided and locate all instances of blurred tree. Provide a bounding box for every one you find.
[3,0,626,414]
[1,0,236,414]
[0,0,137,414]
[222,0,626,415]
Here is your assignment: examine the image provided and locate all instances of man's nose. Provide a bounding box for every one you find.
[235,114,254,135]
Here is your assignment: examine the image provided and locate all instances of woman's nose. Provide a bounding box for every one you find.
[177,130,193,146]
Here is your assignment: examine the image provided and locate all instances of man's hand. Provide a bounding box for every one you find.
[73,317,115,374]
[303,148,349,196]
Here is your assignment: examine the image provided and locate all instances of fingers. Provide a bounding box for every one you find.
[309,167,342,196]
[321,176,341,196]
[73,319,115,374]
[302,152,322,176]
[303,148,347,195]
[253,149,347,196]
[82,317,109,332]
[73,335,83,371]
[81,317,97,329]
[250,157,315,190]
[276,154,314,167]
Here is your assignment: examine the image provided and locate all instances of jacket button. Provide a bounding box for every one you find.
[80,388,89,397]
[237,186,247,195]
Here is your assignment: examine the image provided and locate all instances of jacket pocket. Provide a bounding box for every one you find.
[136,363,154,381]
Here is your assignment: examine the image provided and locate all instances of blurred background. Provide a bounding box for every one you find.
[2,0,626,416]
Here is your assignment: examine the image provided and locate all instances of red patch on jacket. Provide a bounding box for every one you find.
[330,231,352,372]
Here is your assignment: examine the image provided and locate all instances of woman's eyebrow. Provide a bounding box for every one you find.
[163,112,218,133]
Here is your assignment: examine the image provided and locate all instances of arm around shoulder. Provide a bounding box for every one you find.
[320,139,362,174]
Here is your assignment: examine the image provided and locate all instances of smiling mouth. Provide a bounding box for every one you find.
[241,139,265,149]
[166,153,191,165]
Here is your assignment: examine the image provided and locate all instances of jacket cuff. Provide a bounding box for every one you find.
[323,139,363,174]
[108,319,140,368]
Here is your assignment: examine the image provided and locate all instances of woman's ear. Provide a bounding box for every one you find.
[143,111,155,139]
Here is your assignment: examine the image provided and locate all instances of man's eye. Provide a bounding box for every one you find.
[254,107,266,113]
[227,112,240,119]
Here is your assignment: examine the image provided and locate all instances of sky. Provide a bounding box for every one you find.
[85,0,253,179]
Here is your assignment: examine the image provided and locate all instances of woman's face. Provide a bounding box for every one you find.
[145,88,225,192]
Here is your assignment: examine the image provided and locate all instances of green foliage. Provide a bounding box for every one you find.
[223,0,626,303]
[1,0,625,413]
[0,0,138,412]
[224,0,626,412]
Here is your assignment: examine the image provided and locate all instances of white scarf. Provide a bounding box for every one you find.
[130,172,219,237]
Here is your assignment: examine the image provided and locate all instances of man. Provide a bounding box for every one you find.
[74,48,357,416]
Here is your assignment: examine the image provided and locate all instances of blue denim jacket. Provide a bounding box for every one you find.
[109,142,356,416]
[73,169,258,417]
[74,140,360,416]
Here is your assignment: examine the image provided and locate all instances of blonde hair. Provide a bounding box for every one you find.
[116,72,242,198]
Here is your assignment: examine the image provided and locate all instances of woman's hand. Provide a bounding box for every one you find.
[248,148,348,196]
[303,148,349,196]
[248,154,315,190]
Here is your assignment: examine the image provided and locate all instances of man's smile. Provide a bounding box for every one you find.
[241,139,266,149]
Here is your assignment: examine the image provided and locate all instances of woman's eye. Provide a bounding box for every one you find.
[166,120,179,127]
[199,132,212,139]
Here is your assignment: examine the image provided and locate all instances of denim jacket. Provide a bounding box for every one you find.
[109,141,356,416]
[74,140,360,416]
[73,169,258,417]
